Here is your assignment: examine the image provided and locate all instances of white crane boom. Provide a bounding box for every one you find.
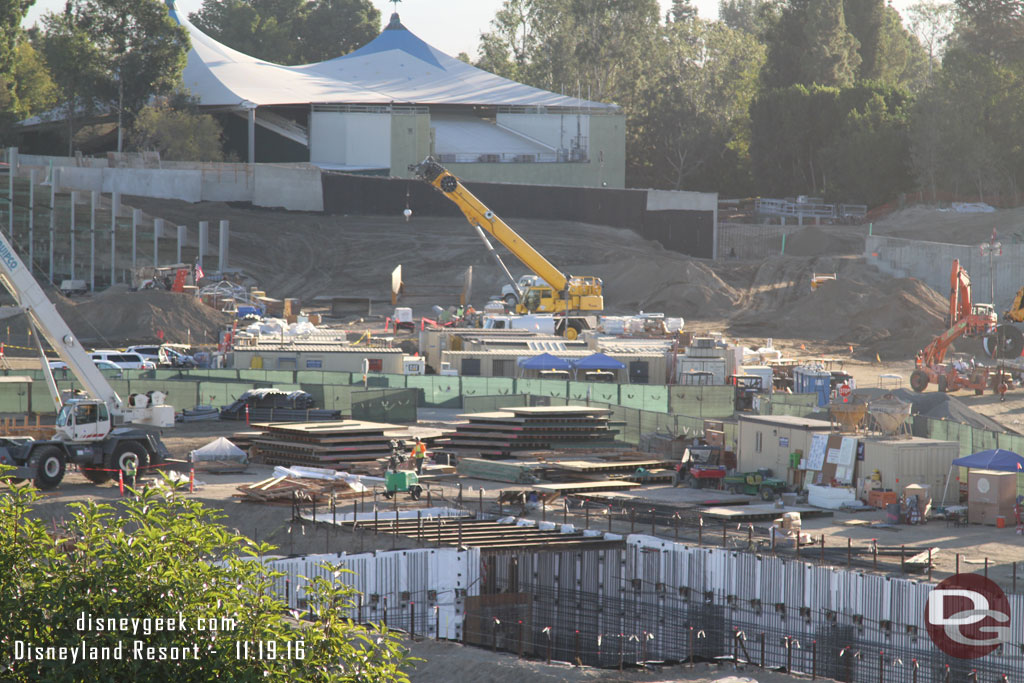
[0,234,123,412]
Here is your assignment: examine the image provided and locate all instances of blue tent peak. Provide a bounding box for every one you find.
[518,353,572,371]
[572,353,626,371]
[334,11,445,69]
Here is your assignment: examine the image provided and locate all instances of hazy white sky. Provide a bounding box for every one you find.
[23,0,918,61]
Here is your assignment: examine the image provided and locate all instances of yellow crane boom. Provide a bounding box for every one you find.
[409,157,603,322]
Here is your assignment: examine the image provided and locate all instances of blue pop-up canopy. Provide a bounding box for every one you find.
[952,449,1024,471]
[571,353,626,371]
[517,353,572,370]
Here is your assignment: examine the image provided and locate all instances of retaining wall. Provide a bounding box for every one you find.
[866,235,1024,313]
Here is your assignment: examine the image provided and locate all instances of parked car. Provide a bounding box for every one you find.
[48,359,125,378]
[89,350,156,370]
[125,344,196,369]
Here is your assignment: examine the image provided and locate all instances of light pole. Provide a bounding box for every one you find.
[980,228,1001,305]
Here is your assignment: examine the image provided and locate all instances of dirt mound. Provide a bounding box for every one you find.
[729,257,948,358]
[597,255,740,317]
[783,226,864,256]
[56,288,231,346]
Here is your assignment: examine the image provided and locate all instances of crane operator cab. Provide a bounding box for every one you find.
[55,399,111,442]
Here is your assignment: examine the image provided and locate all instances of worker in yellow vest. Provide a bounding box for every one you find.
[412,437,427,475]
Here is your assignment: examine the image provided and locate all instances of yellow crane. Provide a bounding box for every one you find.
[409,157,603,339]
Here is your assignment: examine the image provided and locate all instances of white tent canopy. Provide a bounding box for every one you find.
[171,4,618,110]
[189,436,248,464]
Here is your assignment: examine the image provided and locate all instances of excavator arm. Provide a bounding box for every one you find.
[409,157,569,293]
[0,235,122,413]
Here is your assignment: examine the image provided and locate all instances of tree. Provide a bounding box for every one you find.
[0,0,34,78]
[189,0,378,65]
[39,10,105,155]
[718,0,781,38]
[129,93,227,161]
[8,41,58,120]
[906,1,954,75]
[629,17,765,192]
[668,0,698,22]
[749,82,913,203]
[475,0,537,80]
[0,473,418,681]
[292,0,378,64]
[475,0,660,110]
[952,0,1024,65]
[58,0,189,152]
[761,0,861,88]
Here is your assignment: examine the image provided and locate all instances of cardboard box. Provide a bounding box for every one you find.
[968,470,1016,506]
[968,500,1017,526]
[868,489,899,508]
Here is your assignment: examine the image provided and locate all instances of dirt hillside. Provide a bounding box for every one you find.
[110,197,953,359]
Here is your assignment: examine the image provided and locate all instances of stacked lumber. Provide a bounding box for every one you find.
[455,457,546,484]
[248,421,400,469]
[234,475,362,503]
[437,406,618,456]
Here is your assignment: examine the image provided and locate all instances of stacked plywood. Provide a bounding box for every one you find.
[437,406,618,456]
[248,421,400,469]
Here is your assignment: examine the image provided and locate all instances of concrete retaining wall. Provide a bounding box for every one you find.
[865,235,1024,311]
[254,164,324,211]
[13,155,324,211]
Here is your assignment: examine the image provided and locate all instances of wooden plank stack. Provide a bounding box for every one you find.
[234,475,362,504]
[248,421,401,469]
[437,406,618,456]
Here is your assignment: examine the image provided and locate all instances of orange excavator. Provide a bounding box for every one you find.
[910,260,1007,394]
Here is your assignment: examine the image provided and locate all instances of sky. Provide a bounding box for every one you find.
[23,0,918,61]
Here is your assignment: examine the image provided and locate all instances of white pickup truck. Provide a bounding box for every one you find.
[500,274,551,306]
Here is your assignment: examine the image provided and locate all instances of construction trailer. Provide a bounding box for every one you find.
[736,414,833,481]
[859,437,960,505]
[439,348,666,382]
[230,340,406,373]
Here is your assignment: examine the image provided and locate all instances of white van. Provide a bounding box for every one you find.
[90,350,156,370]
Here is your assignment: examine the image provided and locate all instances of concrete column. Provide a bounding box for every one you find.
[7,146,16,238]
[110,191,120,286]
[69,191,77,280]
[218,219,229,274]
[154,218,163,267]
[177,225,186,263]
[131,208,140,272]
[90,191,97,292]
[48,168,57,283]
[247,108,256,164]
[27,170,35,270]
[198,220,208,268]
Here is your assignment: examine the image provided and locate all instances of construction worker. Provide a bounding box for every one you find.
[124,457,138,490]
[412,437,427,475]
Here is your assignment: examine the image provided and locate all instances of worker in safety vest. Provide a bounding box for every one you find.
[124,457,138,489]
[412,437,427,475]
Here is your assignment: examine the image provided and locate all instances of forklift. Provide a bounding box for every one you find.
[728,374,763,411]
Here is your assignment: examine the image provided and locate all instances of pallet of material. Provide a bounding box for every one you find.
[234,476,361,503]
[246,420,400,468]
[533,480,643,494]
[550,459,670,474]
[441,407,618,453]
[455,457,547,484]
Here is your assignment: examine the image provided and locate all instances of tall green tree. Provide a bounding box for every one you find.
[0,0,34,77]
[749,82,913,203]
[906,1,954,76]
[57,0,189,152]
[189,0,378,65]
[718,0,781,38]
[39,10,105,154]
[953,0,1024,65]
[761,0,861,88]
[629,17,765,192]
[475,0,660,109]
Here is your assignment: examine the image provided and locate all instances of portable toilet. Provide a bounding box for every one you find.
[793,366,832,406]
